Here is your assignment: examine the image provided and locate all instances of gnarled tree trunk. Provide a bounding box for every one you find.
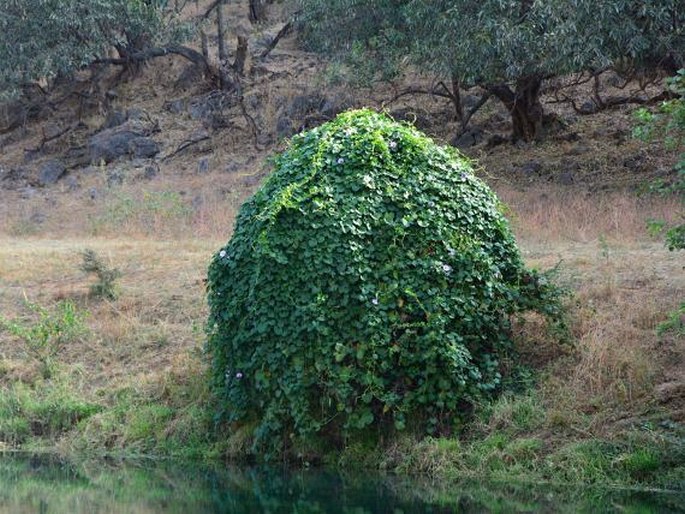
[489,75,543,142]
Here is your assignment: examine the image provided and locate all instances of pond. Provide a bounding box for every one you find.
[0,454,682,513]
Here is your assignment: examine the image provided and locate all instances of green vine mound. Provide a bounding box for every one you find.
[207,109,563,455]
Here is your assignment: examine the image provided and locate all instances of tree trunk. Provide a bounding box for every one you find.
[216,1,232,90]
[249,0,266,23]
[217,0,228,64]
[450,74,463,125]
[489,75,543,142]
[233,35,248,76]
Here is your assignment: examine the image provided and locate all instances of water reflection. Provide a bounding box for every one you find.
[0,454,682,513]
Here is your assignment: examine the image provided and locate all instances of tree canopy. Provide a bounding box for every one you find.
[0,0,187,98]
[299,0,684,140]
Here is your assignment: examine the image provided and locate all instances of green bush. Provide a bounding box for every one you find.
[0,299,87,378]
[206,109,563,453]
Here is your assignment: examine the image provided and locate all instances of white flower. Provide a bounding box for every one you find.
[235,372,243,379]
[337,158,345,164]
[389,141,397,149]
[219,250,227,258]
[442,264,453,274]
[448,248,456,257]
[372,297,379,305]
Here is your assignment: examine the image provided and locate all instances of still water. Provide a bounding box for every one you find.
[0,454,682,513]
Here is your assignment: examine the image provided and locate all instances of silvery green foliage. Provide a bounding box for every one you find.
[298,0,684,87]
[206,110,565,454]
[0,0,188,98]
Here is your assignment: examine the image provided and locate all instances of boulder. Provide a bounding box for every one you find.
[37,159,66,186]
[88,119,159,164]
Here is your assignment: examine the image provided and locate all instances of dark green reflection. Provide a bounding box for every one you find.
[0,455,682,513]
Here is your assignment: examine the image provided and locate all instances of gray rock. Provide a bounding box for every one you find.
[579,100,597,114]
[245,94,261,110]
[462,94,481,110]
[129,137,160,159]
[165,99,186,115]
[126,108,145,121]
[225,162,240,174]
[276,116,293,138]
[89,117,159,163]
[89,130,138,163]
[37,159,66,186]
[451,128,484,149]
[107,169,125,187]
[197,157,211,174]
[101,110,128,130]
[65,175,80,191]
[143,164,159,180]
[559,171,575,185]
[520,160,543,176]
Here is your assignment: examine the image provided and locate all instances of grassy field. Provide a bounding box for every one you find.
[0,182,682,489]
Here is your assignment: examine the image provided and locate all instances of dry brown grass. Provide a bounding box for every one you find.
[520,238,684,434]
[497,184,682,245]
[1,187,682,445]
[0,238,217,400]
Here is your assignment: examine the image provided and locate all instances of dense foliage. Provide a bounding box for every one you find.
[298,0,684,140]
[206,109,563,453]
[0,0,183,97]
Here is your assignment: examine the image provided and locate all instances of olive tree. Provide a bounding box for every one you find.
[0,0,207,99]
[298,0,684,141]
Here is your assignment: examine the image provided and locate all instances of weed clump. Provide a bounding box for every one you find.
[206,109,564,454]
[0,299,87,379]
[80,249,121,300]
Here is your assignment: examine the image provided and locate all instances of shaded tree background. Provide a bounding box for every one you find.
[298,0,684,141]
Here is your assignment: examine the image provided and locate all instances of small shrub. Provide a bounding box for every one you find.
[634,69,684,251]
[80,248,121,300]
[0,299,87,378]
[657,302,685,337]
[206,109,565,455]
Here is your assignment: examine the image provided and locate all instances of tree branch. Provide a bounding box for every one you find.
[93,45,219,85]
[259,21,293,59]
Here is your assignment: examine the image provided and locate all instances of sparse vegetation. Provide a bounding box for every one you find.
[0,299,87,379]
[634,69,685,250]
[80,249,122,300]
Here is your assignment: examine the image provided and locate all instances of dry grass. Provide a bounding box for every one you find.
[1,185,682,450]
[498,185,682,245]
[0,238,217,398]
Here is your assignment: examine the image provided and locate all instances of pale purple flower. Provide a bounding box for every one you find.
[219,250,227,258]
[337,158,345,164]
[442,264,453,274]
[235,372,243,379]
